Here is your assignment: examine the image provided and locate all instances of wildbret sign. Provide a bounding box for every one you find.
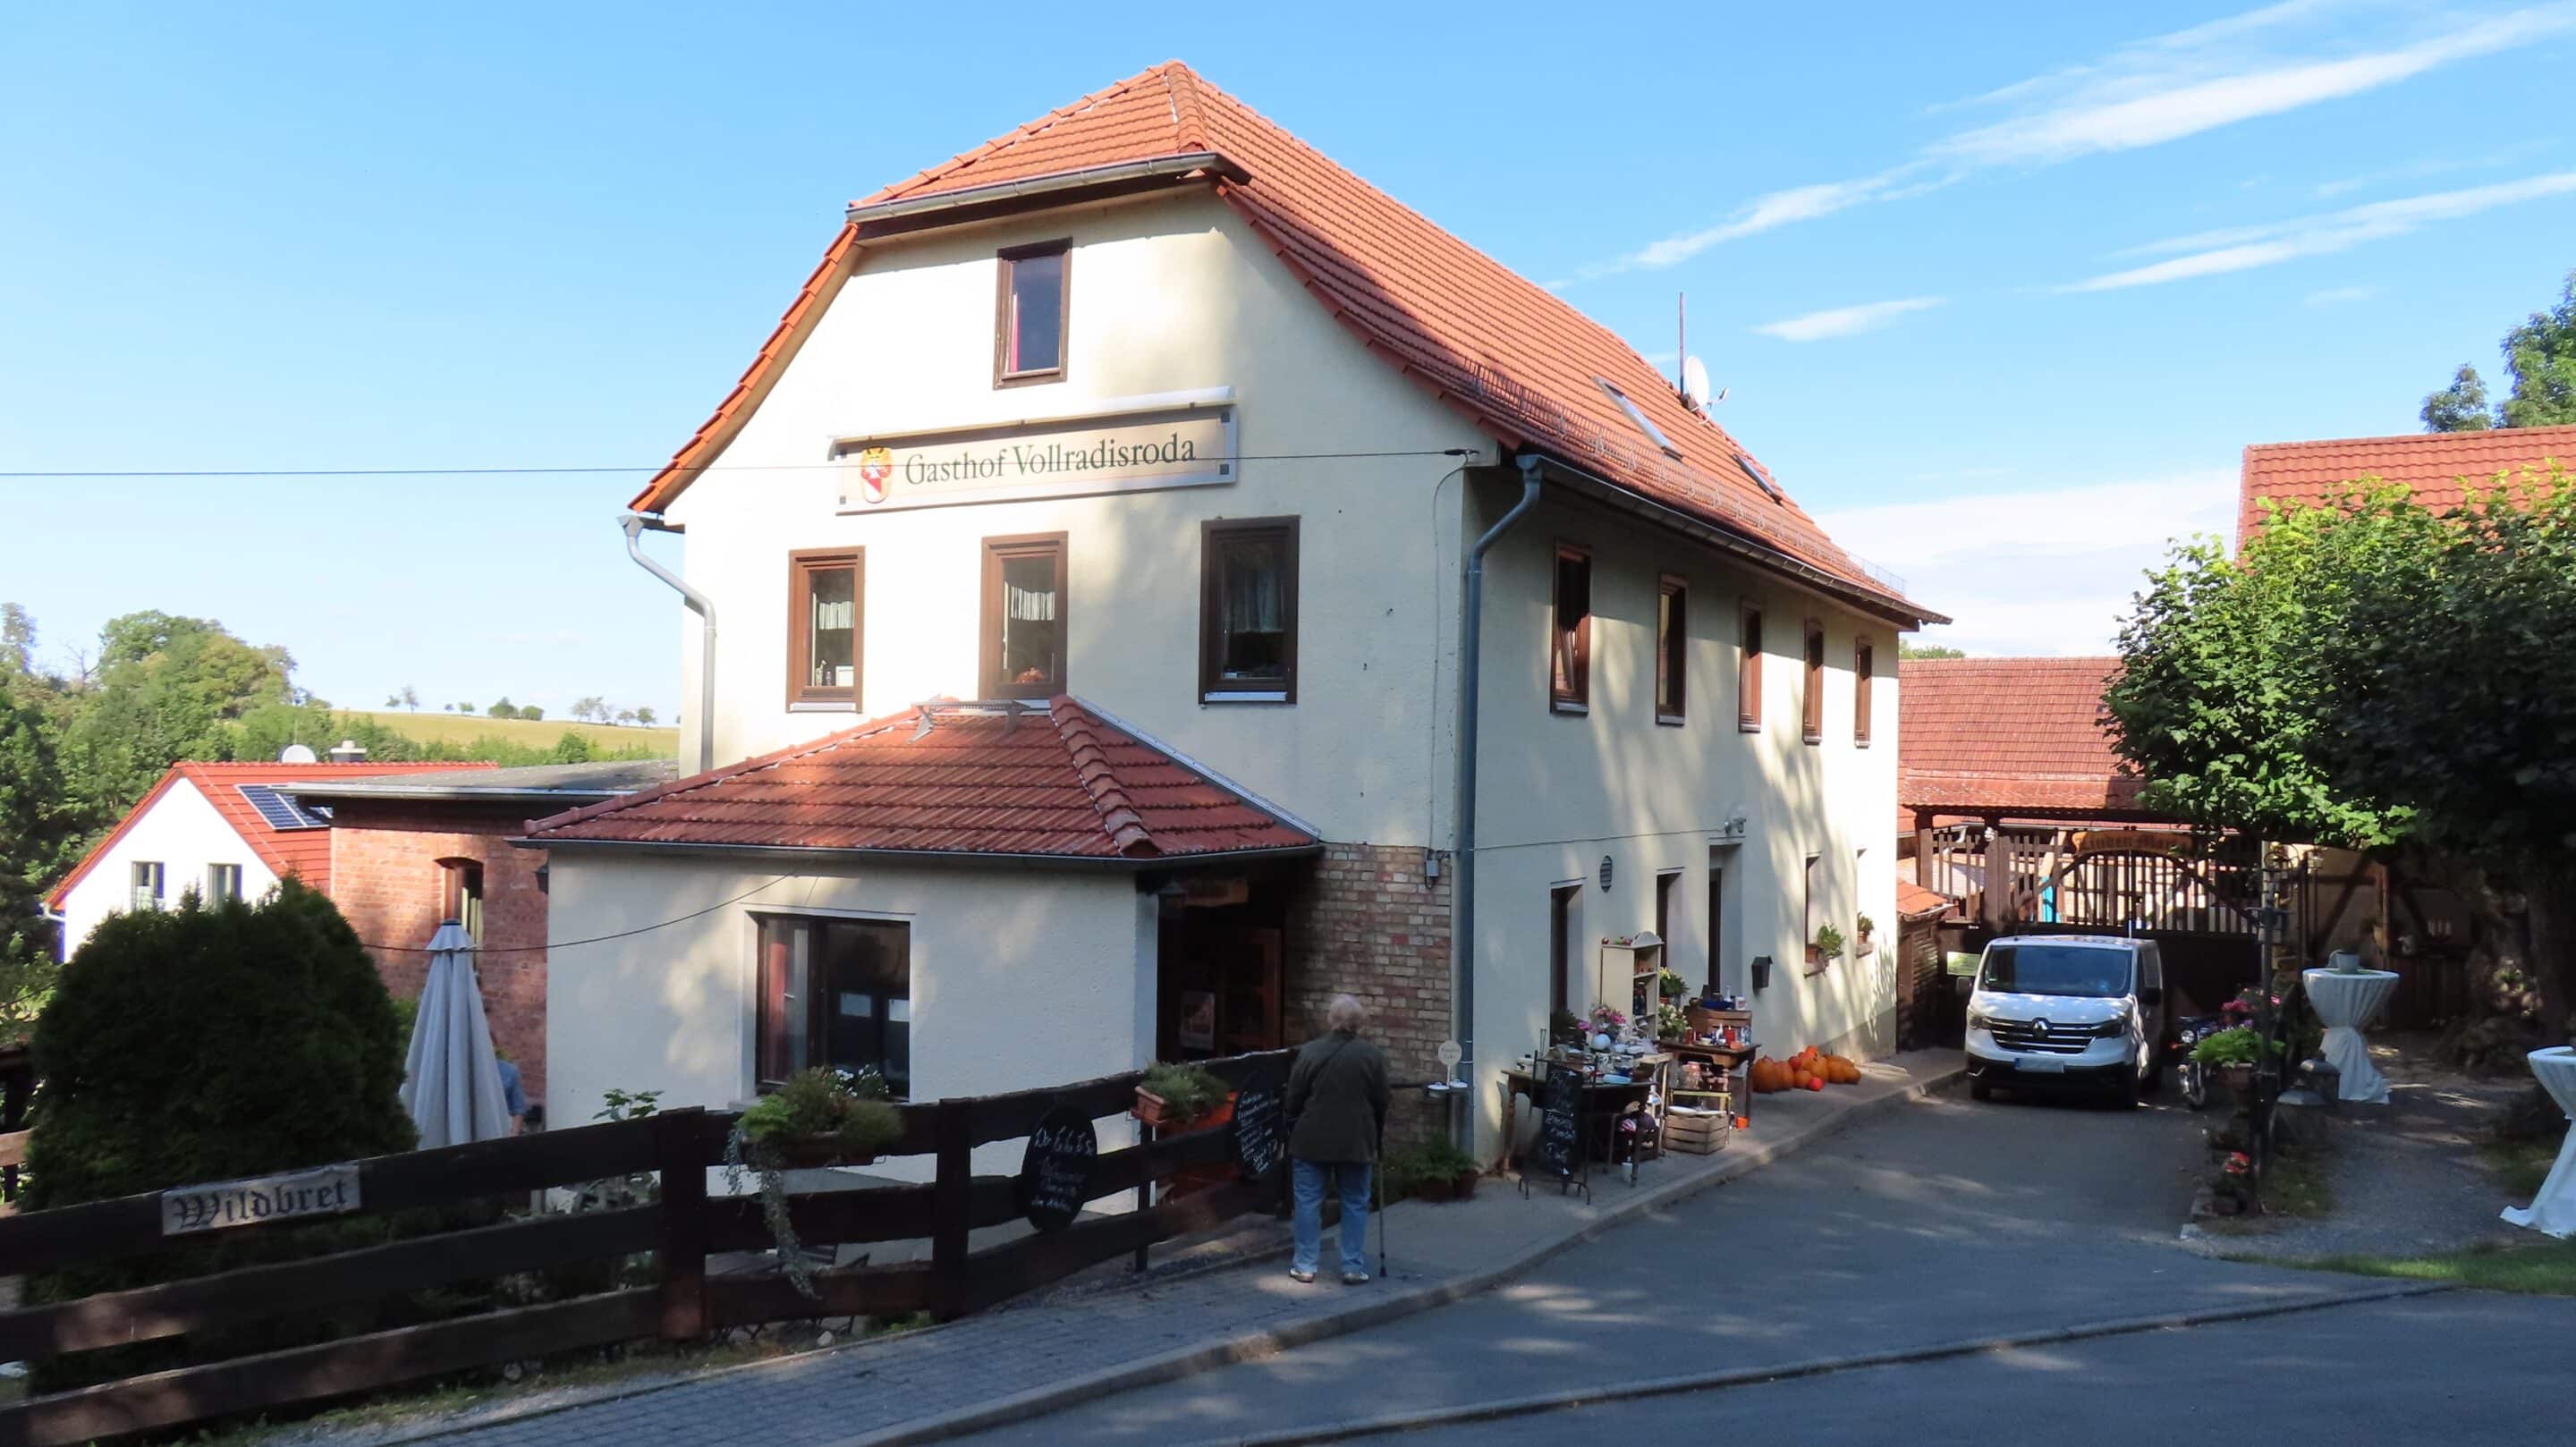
[161,1163,362,1236]
[834,395,1235,512]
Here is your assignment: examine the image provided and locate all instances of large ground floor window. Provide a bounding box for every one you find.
[757,914,911,1096]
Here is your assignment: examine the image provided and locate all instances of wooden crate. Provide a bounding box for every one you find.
[1663,1110,1729,1155]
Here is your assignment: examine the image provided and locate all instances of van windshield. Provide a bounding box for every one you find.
[1979,944,2132,999]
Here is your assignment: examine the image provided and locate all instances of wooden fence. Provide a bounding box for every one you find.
[0,1048,1292,1447]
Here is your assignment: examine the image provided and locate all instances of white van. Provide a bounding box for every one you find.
[1963,935,2167,1106]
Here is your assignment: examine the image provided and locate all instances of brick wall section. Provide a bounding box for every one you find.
[327,801,551,1107]
[1285,842,1453,1150]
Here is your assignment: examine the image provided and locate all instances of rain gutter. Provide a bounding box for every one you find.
[622,515,717,771]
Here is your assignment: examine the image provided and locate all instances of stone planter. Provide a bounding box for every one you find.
[758,1134,878,1170]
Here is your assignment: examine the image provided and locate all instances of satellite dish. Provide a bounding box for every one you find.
[277,743,319,765]
[1682,356,1713,410]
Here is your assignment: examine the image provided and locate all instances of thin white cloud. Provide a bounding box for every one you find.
[2305,284,2379,305]
[1753,297,1946,343]
[2065,170,2576,290]
[1570,2,2576,278]
[1936,8,2573,167]
[1816,472,2239,655]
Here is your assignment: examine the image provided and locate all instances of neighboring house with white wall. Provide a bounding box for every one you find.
[45,761,485,958]
[547,62,1942,1155]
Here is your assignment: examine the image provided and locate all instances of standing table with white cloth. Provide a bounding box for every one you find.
[2302,967,2401,1104]
[2502,1046,2576,1239]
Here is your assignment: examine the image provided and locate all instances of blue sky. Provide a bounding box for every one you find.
[5,1,2572,716]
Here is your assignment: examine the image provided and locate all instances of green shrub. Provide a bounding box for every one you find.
[1383,1138,1480,1197]
[1139,1061,1229,1124]
[24,880,422,1386]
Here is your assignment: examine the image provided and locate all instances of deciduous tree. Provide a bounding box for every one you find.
[2424,270,2576,431]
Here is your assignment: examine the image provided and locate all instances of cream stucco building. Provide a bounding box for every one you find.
[535,62,1941,1158]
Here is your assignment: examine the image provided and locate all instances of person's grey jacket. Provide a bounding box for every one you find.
[1285,1028,1390,1164]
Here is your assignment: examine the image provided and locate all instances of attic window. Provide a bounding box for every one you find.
[1735,453,1784,503]
[1597,379,1682,459]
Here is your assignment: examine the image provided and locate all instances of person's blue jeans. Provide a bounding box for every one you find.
[1291,1158,1372,1278]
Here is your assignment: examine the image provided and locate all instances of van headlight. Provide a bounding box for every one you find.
[1968,1011,2000,1033]
[2092,1014,2131,1037]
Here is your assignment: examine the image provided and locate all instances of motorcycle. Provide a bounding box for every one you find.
[2170,1012,2232,1111]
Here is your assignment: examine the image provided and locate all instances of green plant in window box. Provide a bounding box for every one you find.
[1813,923,1846,961]
[1134,1061,1230,1129]
[723,1068,903,1300]
[1854,913,1877,952]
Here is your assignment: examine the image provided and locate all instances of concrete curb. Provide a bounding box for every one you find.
[832,1063,1963,1447]
[1147,1278,2462,1447]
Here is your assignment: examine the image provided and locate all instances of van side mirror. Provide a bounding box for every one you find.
[2138,986,2164,1007]
[1952,974,1975,999]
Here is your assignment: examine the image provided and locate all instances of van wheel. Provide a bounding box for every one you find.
[2115,1066,2142,1111]
[1969,1078,1993,1102]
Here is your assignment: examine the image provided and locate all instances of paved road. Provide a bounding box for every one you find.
[948,1087,2501,1447]
[1343,1289,2573,1446]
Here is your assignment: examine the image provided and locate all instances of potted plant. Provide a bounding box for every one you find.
[1134,1061,1231,1130]
[738,1067,903,1169]
[1854,913,1877,956]
[1387,1138,1483,1203]
[2189,1025,2277,1099]
[1549,1007,1583,1046]
[1809,923,1846,970]
[1657,968,1688,1000]
[1586,1003,1628,1047]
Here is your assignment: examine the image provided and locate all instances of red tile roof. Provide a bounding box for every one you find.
[523,697,1320,861]
[630,62,1934,624]
[1895,880,1954,919]
[46,762,493,909]
[1898,657,2154,819]
[2240,425,2576,542]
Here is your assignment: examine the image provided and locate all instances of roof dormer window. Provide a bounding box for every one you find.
[1598,379,1682,459]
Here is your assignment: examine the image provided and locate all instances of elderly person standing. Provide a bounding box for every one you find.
[1284,994,1390,1284]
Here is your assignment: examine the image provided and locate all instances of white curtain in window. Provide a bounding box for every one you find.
[1006,581,1056,622]
[811,597,853,630]
[1223,546,1284,632]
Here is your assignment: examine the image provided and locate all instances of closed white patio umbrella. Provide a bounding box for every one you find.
[401,921,513,1147]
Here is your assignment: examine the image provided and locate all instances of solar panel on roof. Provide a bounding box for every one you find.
[1735,452,1784,502]
[238,783,329,831]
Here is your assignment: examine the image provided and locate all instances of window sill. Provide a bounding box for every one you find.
[1655,713,1686,728]
[1551,700,1589,716]
[1801,732,1824,747]
[1855,738,1872,749]
[1737,720,1761,734]
[1203,690,1292,705]
[788,700,859,713]
[995,369,1064,389]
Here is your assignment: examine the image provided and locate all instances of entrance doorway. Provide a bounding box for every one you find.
[1157,874,1290,1058]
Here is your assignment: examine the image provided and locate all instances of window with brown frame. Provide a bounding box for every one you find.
[1200,517,1299,703]
[981,533,1068,698]
[1854,639,1875,745]
[1550,884,1581,1011]
[439,859,485,944]
[786,549,861,708]
[994,240,1069,385]
[1551,544,1591,711]
[1801,620,1826,743]
[1737,604,1764,732]
[1656,575,1687,724]
[756,914,911,1096]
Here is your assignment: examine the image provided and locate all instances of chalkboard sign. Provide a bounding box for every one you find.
[1232,1067,1285,1183]
[1017,1104,1098,1233]
[1535,1067,1583,1180]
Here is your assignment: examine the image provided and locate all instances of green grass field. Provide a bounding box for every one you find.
[335,709,677,754]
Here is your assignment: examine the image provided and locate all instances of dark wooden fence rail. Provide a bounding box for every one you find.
[0,1047,1295,1447]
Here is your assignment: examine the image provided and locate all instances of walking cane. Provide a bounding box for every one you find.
[1376,1113,1389,1279]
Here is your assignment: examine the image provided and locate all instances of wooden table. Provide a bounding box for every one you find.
[1498,1065,1663,1179]
[1657,1037,1758,1125]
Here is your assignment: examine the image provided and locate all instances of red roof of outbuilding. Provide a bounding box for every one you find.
[46,762,493,909]
[629,62,1934,625]
[1898,657,2152,819]
[1895,880,1954,919]
[522,698,1319,862]
[2240,425,2576,542]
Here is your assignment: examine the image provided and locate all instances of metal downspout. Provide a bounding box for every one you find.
[1453,454,1546,1147]
[622,515,717,772]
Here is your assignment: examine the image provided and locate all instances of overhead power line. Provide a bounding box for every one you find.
[363,874,797,954]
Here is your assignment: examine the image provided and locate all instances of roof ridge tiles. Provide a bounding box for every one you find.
[1051,698,1157,858]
